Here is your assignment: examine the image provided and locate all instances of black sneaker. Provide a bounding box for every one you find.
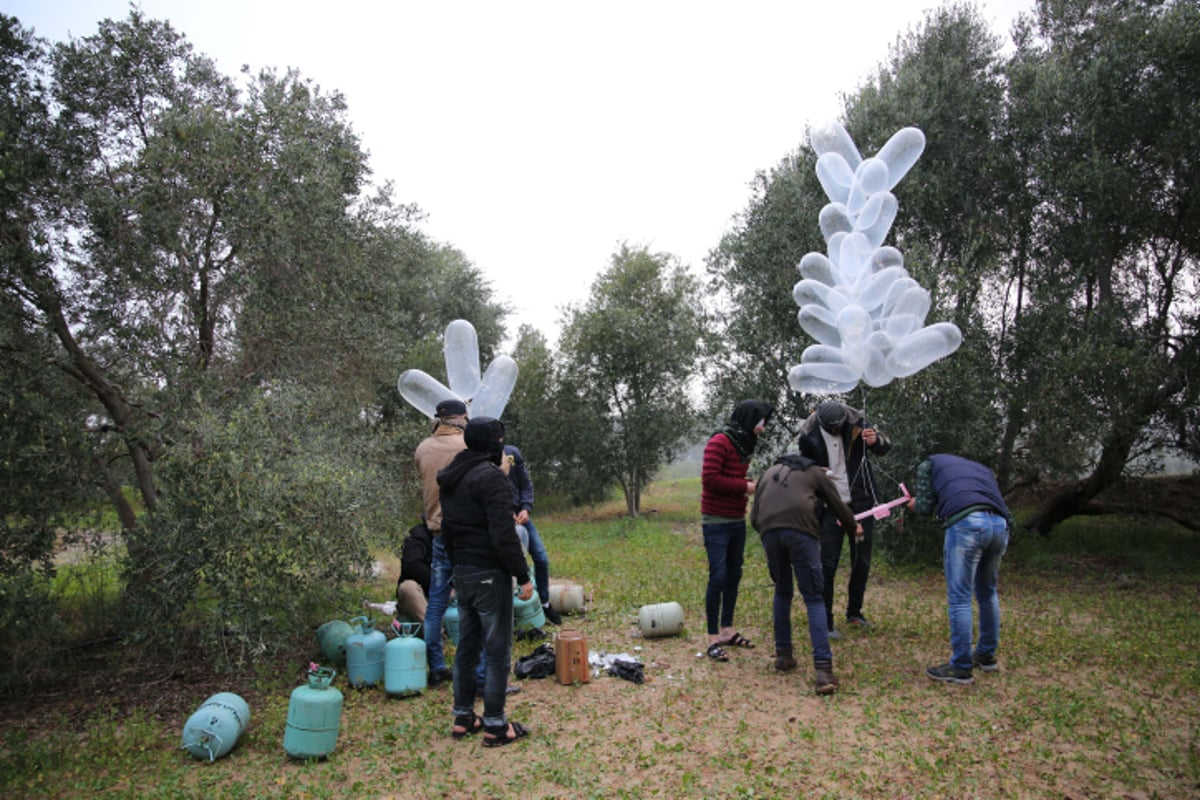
[973,653,999,672]
[827,628,842,641]
[926,662,974,685]
[542,604,563,626]
[429,667,453,687]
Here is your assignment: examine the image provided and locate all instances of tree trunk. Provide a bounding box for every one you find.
[1026,374,1182,535]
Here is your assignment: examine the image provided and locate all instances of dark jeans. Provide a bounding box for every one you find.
[702,520,746,635]
[451,564,515,728]
[762,528,831,664]
[424,535,453,671]
[524,519,551,606]
[819,511,874,628]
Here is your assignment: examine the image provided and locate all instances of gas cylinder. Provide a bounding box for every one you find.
[513,586,546,631]
[555,628,590,685]
[284,665,342,759]
[180,692,250,761]
[549,583,585,615]
[384,621,427,697]
[442,596,460,645]
[316,619,354,667]
[637,601,684,638]
[345,616,386,688]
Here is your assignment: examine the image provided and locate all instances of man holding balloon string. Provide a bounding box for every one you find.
[796,400,892,639]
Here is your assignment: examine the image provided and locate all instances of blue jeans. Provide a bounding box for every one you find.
[762,528,831,664]
[452,564,515,727]
[703,520,746,635]
[819,511,874,628]
[424,535,453,672]
[944,511,1008,670]
[524,519,551,606]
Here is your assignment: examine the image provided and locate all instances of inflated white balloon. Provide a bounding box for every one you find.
[788,364,860,396]
[816,152,854,205]
[819,203,853,241]
[443,319,482,400]
[836,232,874,282]
[862,331,896,387]
[855,266,908,314]
[858,193,898,248]
[798,306,841,346]
[471,355,519,419]
[397,369,459,419]
[797,251,836,284]
[887,285,932,323]
[848,158,888,215]
[876,127,926,190]
[869,245,904,272]
[809,121,863,170]
[886,322,962,377]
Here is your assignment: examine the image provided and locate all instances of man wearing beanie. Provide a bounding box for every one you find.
[414,398,469,685]
[438,416,534,746]
[797,400,893,639]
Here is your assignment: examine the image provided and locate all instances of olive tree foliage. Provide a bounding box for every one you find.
[708,0,1200,541]
[558,244,708,516]
[0,11,506,667]
[504,325,611,506]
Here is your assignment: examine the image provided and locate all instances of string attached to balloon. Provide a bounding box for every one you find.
[788,122,962,396]
[396,320,518,420]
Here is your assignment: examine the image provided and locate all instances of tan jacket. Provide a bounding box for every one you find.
[414,426,466,533]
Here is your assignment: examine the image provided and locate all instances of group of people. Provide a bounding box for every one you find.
[399,399,558,746]
[702,398,1012,693]
[399,393,1012,743]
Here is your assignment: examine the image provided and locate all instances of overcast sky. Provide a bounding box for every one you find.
[12,1,1033,347]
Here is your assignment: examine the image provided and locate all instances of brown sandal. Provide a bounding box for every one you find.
[721,632,755,649]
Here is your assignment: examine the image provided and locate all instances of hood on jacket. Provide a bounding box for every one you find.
[436,448,496,492]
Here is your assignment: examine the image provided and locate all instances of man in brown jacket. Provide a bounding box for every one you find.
[751,453,861,694]
[414,398,469,685]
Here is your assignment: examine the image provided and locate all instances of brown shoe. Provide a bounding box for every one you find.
[774,649,798,672]
[814,660,839,695]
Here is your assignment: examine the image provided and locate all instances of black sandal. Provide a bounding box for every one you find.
[706,642,729,661]
[721,632,756,649]
[451,712,483,740]
[482,721,530,747]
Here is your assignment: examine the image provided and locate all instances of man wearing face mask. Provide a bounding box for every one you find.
[797,400,892,640]
[438,416,535,746]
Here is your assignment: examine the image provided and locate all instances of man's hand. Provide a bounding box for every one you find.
[518,581,534,601]
[854,523,864,542]
[863,428,878,446]
[515,509,530,525]
[746,480,756,495]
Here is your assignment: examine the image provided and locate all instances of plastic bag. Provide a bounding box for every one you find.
[514,644,556,680]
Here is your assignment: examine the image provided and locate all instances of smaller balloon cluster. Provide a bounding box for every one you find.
[397,319,518,419]
[788,122,961,395]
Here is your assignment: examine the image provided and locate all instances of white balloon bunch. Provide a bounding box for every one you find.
[788,122,962,395]
[397,319,518,419]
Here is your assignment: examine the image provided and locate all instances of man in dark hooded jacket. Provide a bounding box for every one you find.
[438,416,534,747]
[751,453,861,694]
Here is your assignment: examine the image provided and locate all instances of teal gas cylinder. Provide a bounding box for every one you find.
[316,619,354,667]
[180,692,250,761]
[345,616,386,688]
[283,666,342,759]
[384,621,427,697]
[513,586,546,631]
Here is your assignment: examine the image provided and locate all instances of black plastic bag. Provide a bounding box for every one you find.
[607,658,644,684]
[514,643,556,680]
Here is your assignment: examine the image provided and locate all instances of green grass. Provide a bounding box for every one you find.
[2,476,1198,799]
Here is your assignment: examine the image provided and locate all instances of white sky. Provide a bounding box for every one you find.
[11,1,1033,348]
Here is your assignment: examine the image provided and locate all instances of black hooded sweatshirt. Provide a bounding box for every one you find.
[437,449,530,585]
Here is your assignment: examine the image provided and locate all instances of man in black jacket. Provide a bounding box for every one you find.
[438,416,534,747]
[797,401,892,638]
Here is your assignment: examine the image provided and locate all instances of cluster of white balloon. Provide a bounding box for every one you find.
[788,122,962,396]
[397,319,518,419]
